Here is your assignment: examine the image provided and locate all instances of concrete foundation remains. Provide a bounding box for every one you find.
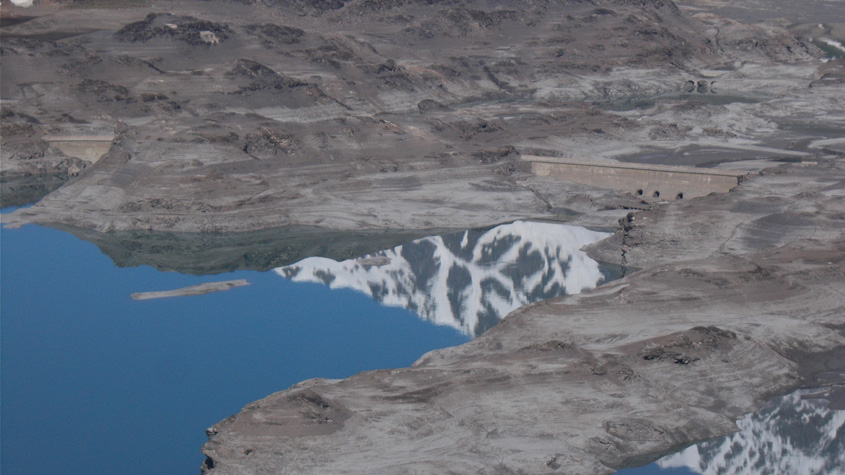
[523,155,747,200]
[43,135,114,164]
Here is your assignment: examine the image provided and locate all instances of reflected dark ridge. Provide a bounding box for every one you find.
[50,224,450,275]
[633,388,845,474]
[0,221,472,475]
[0,175,68,208]
[276,221,611,336]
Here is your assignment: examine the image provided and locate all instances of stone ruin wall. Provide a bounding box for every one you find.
[42,136,114,164]
[526,157,745,200]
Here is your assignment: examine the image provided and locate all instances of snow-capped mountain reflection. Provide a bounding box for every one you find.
[275,221,609,336]
[658,388,845,474]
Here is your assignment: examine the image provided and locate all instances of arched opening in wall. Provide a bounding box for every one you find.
[676,192,684,200]
[653,191,660,198]
[636,189,644,196]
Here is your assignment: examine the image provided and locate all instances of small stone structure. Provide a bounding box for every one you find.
[523,155,747,200]
[200,31,220,45]
[42,135,114,164]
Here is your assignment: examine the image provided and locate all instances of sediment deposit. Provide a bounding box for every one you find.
[130,279,250,300]
[1,0,843,473]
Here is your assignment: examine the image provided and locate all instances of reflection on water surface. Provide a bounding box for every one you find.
[618,388,845,474]
[0,223,469,474]
[276,221,610,335]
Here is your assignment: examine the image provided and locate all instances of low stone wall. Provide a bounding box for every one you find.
[524,156,746,200]
[43,135,114,164]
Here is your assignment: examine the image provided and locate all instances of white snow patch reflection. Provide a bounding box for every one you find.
[275,221,609,336]
[659,389,845,474]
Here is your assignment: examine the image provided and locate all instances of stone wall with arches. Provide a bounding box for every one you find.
[524,156,746,201]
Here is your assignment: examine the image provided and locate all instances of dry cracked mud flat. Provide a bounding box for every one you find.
[1,0,844,473]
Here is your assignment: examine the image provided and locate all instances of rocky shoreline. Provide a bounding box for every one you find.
[1,0,843,473]
[199,158,845,474]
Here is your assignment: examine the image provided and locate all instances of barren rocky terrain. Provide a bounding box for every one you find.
[1,0,844,473]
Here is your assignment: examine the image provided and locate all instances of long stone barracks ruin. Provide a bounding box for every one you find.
[523,155,748,200]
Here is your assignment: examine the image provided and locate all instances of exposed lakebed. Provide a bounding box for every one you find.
[1,219,610,473]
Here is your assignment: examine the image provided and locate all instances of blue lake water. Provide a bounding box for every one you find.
[1,219,610,474]
[1,223,470,474]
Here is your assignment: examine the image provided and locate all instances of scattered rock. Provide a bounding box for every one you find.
[115,13,229,46]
